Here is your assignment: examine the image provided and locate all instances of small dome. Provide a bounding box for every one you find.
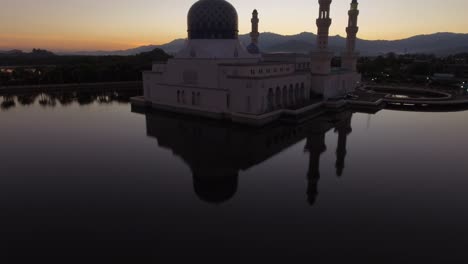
[188,0,239,40]
[246,43,260,54]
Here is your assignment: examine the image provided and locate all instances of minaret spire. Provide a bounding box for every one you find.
[346,0,359,54]
[310,0,333,75]
[247,9,261,54]
[316,0,332,51]
[250,9,259,45]
[342,0,360,71]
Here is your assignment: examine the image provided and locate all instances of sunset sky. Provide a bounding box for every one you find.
[1,0,468,52]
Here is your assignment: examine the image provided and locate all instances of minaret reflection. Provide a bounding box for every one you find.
[138,108,354,205]
[305,132,327,206]
[335,114,353,177]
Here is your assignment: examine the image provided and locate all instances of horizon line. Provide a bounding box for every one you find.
[1,31,466,53]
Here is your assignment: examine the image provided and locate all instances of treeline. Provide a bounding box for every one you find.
[357,53,468,84]
[0,48,171,86]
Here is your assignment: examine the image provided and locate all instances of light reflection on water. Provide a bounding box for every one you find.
[0,92,468,263]
[0,90,137,111]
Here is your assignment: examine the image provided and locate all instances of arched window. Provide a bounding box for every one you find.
[261,96,265,113]
[289,87,294,105]
[177,90,180,103]
[267,88,274,111]
[197,92,201,106]
[276,87,281,108]
[283,86,287,106]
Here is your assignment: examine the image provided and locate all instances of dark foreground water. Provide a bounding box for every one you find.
[1,93,468,263]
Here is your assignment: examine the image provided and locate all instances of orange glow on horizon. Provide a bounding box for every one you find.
[2,30,467,53]
[1,0,468,52]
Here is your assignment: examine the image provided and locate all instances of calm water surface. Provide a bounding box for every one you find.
[0,93,468,263]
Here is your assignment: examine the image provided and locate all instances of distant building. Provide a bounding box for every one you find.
[140,0,361,125]
[431,73,462,87]
[445,64,468,79]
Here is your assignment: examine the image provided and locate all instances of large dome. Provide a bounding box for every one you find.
[187,0,239,40]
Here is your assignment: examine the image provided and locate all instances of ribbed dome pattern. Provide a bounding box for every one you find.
[187,0,239,39]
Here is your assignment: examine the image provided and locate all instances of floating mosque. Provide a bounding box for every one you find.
[135,0,361,125]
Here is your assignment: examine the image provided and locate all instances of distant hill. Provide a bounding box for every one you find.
[158,39,188,55]
[0,49,25,55]
[355,32,468,56]
[20,32,468,57]
[266,39,312,53]
[63,39,187,56]
[246,32,468,56]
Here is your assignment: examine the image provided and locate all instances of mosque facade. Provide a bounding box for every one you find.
[139,0,361,125]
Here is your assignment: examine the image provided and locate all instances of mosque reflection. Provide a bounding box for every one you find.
[137,108,353,206]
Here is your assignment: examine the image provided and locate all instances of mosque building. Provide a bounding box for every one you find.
[138,0,361,125]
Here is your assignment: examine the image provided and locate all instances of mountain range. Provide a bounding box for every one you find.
[25,32,468,57]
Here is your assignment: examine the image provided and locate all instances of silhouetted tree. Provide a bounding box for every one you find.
[0,48,172,85]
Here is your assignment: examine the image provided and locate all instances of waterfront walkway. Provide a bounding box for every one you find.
[350,85,468,107]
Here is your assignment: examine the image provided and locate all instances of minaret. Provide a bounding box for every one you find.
[250,9,259,45]
[310,0,334,75]
[317,0,332,51]
[346,0,359,54]
[247,9,261,54]
[342,0,360,71]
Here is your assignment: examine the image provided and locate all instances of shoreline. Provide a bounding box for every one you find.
[0,81,142,94]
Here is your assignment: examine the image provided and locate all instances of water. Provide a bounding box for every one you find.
[1,92,468,263]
